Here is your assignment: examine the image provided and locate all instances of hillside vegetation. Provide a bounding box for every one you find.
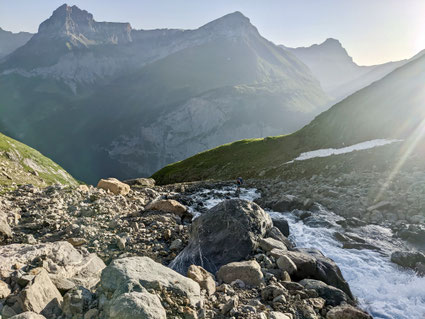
[153,52,425,184]
[0,132,77,189]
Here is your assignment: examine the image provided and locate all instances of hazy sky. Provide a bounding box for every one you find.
[1,0,424,66]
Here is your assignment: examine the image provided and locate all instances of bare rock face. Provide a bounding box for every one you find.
[97,178,130,195]
[146,199,187,217]
[217,260,264,287]
[170,199,273,275]
[38,4,132,45]
[17,269,63,317]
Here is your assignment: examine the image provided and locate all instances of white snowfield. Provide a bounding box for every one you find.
[287,139,402,163]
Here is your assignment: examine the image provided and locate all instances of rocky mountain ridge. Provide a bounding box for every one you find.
[0,4,329,184]
[284,38,408,100]
[0,28,33,60]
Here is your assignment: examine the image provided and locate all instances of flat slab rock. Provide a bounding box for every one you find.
[99,256,201,318]
[0,241,105,289]
[217,260,264,287]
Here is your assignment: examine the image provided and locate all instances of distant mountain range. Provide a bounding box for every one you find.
[283,38,423,100]
[0,27,33,59]
[0,4,422,185]
[153,41,425,184]
[0,4,329,184]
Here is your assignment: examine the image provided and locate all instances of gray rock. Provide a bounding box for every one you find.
[62,287,93,318]
[187,265,216,296]
[217,260,264,287]
[17,269,63,317]
[107,291,166,319]
[391,250,425,272]
[100,256,201,316]
[326,304,372,319]
[270,217,290,237]
[9,312,46,319]
[266,227,293,249]
[269,312,292,319]
[0,242,105,289]
[124,178,155,188]
[0,213,12,241]
[276,255,297,275]
[170,199,272,274]
[299,248,354,299]
[299,279,350,306]
[0,279,11,299]
[258,237,287,252]
[170,239,183,251]
[50,277,76,295]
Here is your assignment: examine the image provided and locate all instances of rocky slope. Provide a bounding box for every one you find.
[0,179,374,319]
[0,132,77,190]
[283,38,422,101]
[0,28,33,59]
[0,5,330,184]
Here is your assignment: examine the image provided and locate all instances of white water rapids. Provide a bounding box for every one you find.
[187,186,425,319]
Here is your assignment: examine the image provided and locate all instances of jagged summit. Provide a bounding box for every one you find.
[200,11,259,37]
[37,4,132,45]
[321,38,342,46]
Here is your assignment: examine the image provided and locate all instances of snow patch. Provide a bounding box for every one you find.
[287,139,402,163]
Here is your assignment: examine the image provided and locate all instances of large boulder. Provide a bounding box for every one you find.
[97,178,130,195]
[217,260,264,287]
[271,248,353,299]
[99,256,201,318]
[170,199,272,274]
[146,199,187,217]
[0,242,106,289]
[297,249,353,299]
[391,251,425,274]
[299,279,351,306]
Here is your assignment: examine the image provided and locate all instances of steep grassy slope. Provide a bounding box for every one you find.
[153,52,425,184]
[0,132,77,189]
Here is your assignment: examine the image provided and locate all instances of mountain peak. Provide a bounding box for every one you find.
[200,11,258,37]
[37,4,132,45]
[322,38,342,46]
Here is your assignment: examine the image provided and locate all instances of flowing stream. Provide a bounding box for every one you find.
[187,186,425,319]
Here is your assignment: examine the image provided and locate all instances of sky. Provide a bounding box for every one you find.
[0,0,424,66]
